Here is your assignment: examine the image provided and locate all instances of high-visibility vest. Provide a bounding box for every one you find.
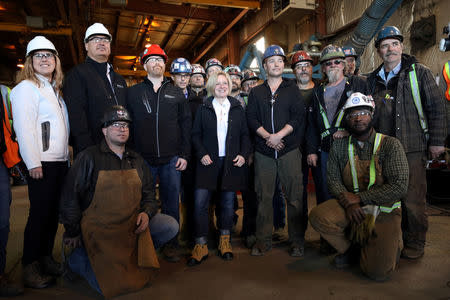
[318,101,345,140]
[443,61,450,101]
[1,85,21,168]
[348,133,400,213]
[408,64,429,140]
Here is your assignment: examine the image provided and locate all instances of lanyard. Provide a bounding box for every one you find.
[348,133,382,193]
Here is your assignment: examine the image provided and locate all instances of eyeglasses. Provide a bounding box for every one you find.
[33,53,55,60]
[146,57,165,63]
[324,60,343,67]
[110,122,130,129]
[346,111,372,120]
[295,63,312,69]
[88,36,111,43]
[174,74,190,79]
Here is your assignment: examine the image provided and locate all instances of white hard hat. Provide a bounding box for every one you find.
[84,23,112,42]
[26,36,58,57]
[342,92,375,112]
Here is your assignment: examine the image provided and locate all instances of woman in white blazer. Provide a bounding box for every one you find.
[11,36,69,289]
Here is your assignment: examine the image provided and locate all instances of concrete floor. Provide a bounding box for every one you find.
[4,185,450,300]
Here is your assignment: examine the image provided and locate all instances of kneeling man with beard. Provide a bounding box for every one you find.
[309,93,409,281]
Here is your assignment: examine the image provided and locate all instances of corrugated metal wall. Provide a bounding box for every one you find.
[326,0,450,76]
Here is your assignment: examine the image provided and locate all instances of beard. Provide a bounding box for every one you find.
[295,73,311,85]
[326,68,342,83]
[346,119,375,137]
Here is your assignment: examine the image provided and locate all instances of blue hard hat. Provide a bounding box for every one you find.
[375,26,403,48]
[170,57,192,74]
[263,45,286,62]
[342,46,357,58]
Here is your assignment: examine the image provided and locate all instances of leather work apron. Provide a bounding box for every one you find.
[341,138,402,278]
[81,169,158,299]
[342,145,384,192]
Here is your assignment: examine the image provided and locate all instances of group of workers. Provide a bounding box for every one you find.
[0,21,447,298]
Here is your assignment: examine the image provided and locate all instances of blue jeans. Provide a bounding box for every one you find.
[68,213,178,294]
[0,161,11,275]
[194,189,235,242]
[320,151,332,201]
[148,156,182,223]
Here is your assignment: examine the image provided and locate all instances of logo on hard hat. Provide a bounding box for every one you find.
[344,49,351,55]
[352,97,360,104]
[117,110,126,117]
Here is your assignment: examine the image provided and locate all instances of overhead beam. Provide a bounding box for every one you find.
[186,23,212,52]
[100,0,231,23]
[161,19,181,50]
[192,9,248,63]
[56,0,78,65]
[175,0,260,9]
[0,22,72,35]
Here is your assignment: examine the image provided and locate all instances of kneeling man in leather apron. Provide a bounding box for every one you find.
[60,105,179,298]
[309,93,409,281]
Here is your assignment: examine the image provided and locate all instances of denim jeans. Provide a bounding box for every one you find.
[0,161,11,275]
[68,213,178,295]
[148,156,182,223]
[194,189,235,242]
[320,151,332,201]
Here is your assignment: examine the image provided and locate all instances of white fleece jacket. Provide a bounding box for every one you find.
[11,74,69,170]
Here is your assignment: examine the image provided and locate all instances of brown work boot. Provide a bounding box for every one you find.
[39,256,63,276]
[23,261,55,289]
[187,244,209,266]
[0,275,24,297]
[218,235,233,261]
[162,243,181,263]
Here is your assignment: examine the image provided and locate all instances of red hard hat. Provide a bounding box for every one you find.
[140,44,168,65]
[291,50,313,69]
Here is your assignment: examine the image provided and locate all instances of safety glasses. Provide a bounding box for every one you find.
[324,60,343,67]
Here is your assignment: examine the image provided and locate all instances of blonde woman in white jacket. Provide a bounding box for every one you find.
[11,36,69,289]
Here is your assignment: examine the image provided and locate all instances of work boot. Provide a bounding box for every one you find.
[272,228,286,241]
[218,235,233,261]
[333,247,359,269]
[162,243,181,263]
[187,244,209,266]
[401,246,424,259]
[289,243,304,257]
[0,275,24,297]
[39,256,63,276]
[250,242,272,256]
[23,261,55,289]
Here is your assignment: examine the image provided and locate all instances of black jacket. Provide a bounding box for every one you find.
[63,56,127,156]
[126,77,192,165]
[367,54,447,153]
[306,75,367,154]
[60,140,158,238]
[187,86,207,117]
[192,96,251,191]
[246,78,306,158]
